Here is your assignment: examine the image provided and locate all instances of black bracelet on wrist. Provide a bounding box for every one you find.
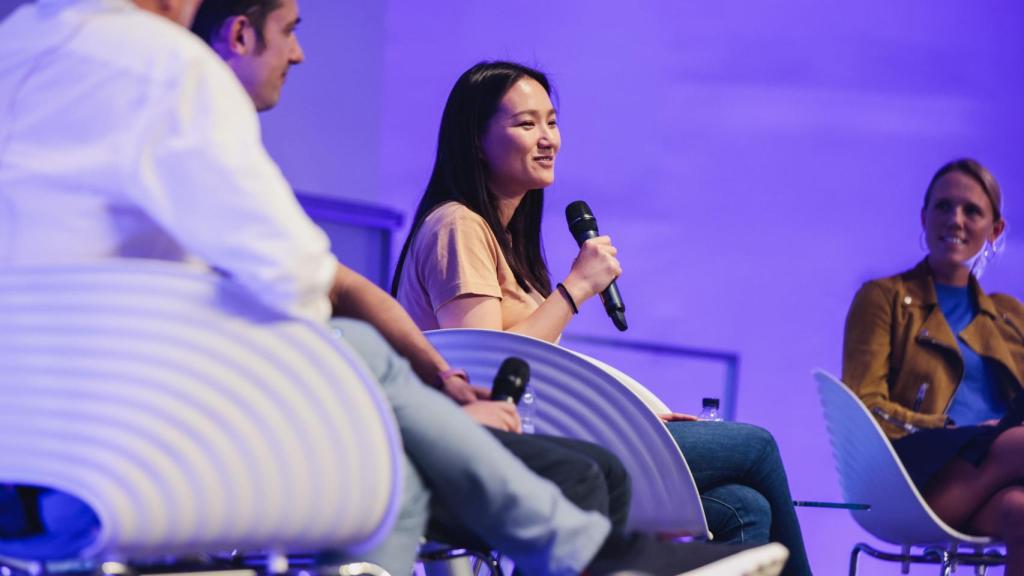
[556,283,579,315]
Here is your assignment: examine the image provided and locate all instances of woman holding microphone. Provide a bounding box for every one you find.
[392,60,811,576]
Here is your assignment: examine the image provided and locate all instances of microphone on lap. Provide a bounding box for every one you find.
[491,357,530,404]
[565,200,628,331]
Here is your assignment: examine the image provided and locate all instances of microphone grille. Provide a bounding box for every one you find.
[498,356,530,381]
[565,200,593,226]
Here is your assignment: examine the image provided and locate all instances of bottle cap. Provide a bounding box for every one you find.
[702,397,719,409]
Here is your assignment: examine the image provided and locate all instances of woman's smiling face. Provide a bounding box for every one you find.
[480,77,560,201]
[922,170,1004,282]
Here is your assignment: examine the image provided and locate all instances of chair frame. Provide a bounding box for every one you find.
[418,544,504,576]
[849,542,1005,576]
[814,369,1006,576]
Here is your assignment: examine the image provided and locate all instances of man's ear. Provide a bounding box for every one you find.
[217,15,256,57]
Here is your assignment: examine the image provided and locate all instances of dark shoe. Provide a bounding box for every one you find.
[587,532,788,576]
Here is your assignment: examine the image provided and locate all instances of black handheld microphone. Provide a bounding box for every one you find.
[565,200,628,331]
[491,357,530,404]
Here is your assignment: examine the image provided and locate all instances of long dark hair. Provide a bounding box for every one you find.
[391,61,554,298]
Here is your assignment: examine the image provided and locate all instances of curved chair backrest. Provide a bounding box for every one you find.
[566,352,671,415]
[813,369,991,546]
[425,329,708,538]
[0,262,402,560]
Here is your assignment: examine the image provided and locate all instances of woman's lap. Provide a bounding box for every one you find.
[665,421,781,490]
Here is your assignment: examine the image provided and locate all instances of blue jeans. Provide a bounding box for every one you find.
[667,421,812,576]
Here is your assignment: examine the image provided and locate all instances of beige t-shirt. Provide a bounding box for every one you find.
[397,202,544,331]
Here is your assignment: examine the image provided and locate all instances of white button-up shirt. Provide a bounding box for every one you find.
[0,0,338,323]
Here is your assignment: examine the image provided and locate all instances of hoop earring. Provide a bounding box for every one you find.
[919,231,928,252]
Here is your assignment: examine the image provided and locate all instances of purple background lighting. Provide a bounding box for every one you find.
[264,3,1024,573]
[4,0,1022,573]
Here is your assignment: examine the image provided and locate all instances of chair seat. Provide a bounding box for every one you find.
[814,369,995,547]
[0,261,402,561]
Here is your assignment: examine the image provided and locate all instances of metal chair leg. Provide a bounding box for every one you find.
[938,548,954,576]
[422,558,475,576]
[849,544,862,576]
[97,561,133,576]
[843,541,1004,576]
[266,552,289,576]
[481,553,502,576]
[336,563,391,576]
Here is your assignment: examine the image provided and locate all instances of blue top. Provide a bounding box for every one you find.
[936,283,1007,425]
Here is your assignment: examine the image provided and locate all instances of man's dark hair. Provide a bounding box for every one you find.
[190,0,282,50]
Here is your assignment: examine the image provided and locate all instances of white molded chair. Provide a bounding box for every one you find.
[813,369,1005,575]
[0,261,402,569]
[425,329,708,538]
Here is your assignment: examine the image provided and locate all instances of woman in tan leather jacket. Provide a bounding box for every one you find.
[843,158,1024,574]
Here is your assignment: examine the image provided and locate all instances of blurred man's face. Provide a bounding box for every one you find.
[232,0,304,111]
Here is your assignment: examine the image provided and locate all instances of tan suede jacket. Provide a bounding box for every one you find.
[842,259,1024,440]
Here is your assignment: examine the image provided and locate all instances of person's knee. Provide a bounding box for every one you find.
[726,423,784,475]
[568,459,611,512]
[586,444,631,530]
[739,423,780,457]
[541,455,611,519]
[588,443,630,495]
[701,485,771,545]
[700,496,741,543]
[997,487,1024,542]
[991,427,1024,466]
[732,486,772,539]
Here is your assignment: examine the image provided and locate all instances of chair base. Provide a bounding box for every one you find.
[849,542,1005,576]
[0,558,257,576]
[418,545,504,576]
[0,554,390,576]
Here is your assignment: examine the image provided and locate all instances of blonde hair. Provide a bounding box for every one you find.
[924,158,1003,223]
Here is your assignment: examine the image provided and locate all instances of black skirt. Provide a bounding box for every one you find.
[893,394,1024,491]
[893,425,1003,490]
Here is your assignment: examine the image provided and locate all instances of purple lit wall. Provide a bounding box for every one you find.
[4,0,1019,572]
[260,2,1024,573]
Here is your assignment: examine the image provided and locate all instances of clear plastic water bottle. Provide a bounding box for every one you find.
[698,397,723,421]
[520,385,537,434]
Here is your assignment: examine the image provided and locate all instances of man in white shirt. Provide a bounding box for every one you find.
[0,0,615,574]
[0,1,787,575]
